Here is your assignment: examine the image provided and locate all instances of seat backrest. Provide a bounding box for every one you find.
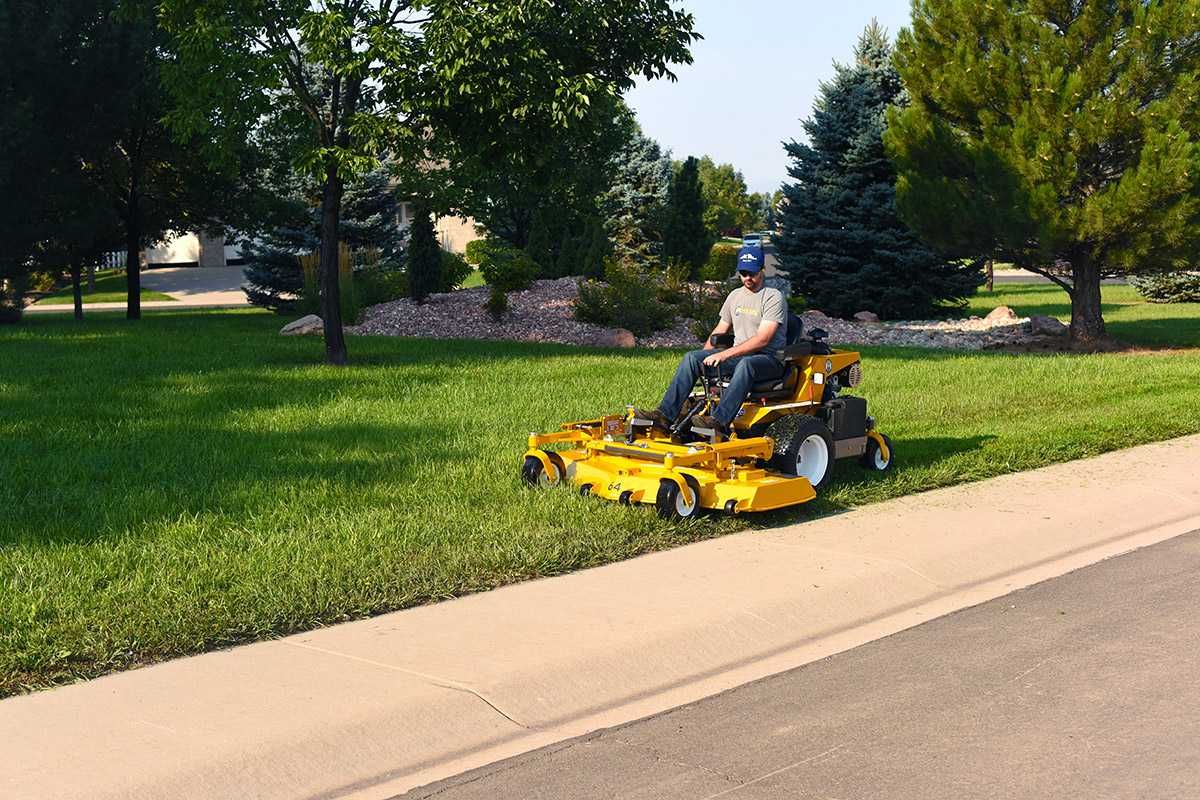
[785,312,803,345]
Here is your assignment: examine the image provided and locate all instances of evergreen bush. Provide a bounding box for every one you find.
[574,258,674,336]
[1130,271,1200,304]
[464,239,487,266]
[477,239,538,292]
[407,200,441,303]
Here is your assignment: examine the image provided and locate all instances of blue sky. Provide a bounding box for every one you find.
[625,0,913,195]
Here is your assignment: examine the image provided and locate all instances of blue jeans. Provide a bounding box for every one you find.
[660,349,785,427]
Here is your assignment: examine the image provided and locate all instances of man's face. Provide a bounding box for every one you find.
[738,269,764,291]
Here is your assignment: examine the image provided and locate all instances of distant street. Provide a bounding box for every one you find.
[405,531,1200,800]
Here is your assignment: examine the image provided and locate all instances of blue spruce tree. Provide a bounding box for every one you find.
[777,21,982,319]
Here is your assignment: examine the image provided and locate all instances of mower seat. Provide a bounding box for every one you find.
[713,313,806,398]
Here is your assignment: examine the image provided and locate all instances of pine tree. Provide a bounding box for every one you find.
[887,0,1200,343]
[777,21,982,320]
[407,199,441,303]
[600,124,672,264]
[242,165,401,313]
[580,216,610,278]
[662,156,711,277]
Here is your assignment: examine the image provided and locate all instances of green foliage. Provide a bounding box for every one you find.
[601,124,673,263]
[779,21,983,320]
[525,211,556,276]
[407,201,442,303]
[478,239,539,292]
[0,274,27,324]
[700,243,739,281]
[574,259,675,336]
[464,239,487,266]
[580,217,610,279]
[440,251,472,292]
[697,156,753,236]
[485,285,509,320]
[662,156,711,277]
[356,268,409,307]
[1130,272,1200,304]
[159,0,699,359]
[886,0,1200,338]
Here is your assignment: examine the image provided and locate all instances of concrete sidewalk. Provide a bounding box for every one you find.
[3,435,1199,800]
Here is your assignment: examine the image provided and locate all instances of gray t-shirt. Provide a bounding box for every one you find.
[719,286,787,352]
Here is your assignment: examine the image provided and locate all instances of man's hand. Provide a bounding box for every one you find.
[702,350,728,367]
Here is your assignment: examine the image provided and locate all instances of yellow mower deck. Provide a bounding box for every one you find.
[524,416,817,515]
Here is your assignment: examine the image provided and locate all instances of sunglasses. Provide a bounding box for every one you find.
[737,270,758,278]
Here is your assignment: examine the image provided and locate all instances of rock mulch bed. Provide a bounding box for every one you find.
[345,277,1067,351]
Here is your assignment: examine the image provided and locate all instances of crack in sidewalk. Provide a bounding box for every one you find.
[283,640,529,730]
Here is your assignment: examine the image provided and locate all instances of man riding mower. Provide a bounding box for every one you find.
[522,246,894,519]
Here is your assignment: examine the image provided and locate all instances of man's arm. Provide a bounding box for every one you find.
[703,320,780,365]
[704,319,732,351]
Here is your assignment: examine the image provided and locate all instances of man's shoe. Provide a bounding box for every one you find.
[690,414,728,436]
[632,408,672,430]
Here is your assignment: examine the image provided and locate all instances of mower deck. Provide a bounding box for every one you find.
[524,416,817,517]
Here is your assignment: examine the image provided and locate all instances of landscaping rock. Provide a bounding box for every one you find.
[349,278,1053,352]
[281,314,323,336]
[600,328,636,348]
[986,305,1018,321]
[1030,314,1069,336]
[853,311,880,322]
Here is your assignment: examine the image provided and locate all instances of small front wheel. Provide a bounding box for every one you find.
[655,475,702,520]
[521,455,560,488]
[860,433,894,472]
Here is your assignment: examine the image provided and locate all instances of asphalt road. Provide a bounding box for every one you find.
[403,530,1200,800]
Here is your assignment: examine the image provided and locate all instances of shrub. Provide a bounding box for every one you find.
[699,243,738,281]
[477,239,538,292]
[1130,271,1200,303]
[28,271,58,293]
[357,268,409,307]
[0,274,28,324]
[485,285,509,320]
[464,239,487,266]
[574,258,674,337]
[440,251,472,291]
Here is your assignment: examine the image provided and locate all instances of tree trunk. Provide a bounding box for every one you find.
[125,189,141,321]
[985,259,994,292]
[71,261,84,321]
[1069,252,1105,343]
[319,161,348,365]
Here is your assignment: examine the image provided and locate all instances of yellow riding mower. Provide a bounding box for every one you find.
[522,316,893,520]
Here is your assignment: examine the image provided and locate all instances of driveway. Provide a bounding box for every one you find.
[139,265,249,305]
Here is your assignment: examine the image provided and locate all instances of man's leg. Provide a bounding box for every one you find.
[658,348,708,419]
[711,354,784,427]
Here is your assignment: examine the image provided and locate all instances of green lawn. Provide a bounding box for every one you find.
[460,268,485,289]
[967,282,1200,348]
[2,290,1199,696]
[35,269,176,305]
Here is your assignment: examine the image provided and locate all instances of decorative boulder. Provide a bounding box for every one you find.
[1030,315,1068,336]
[802,309,828,319]
[600,327,636,348]
[281,314,323,336]
[985,305,1018,321]
[853,311,880,322]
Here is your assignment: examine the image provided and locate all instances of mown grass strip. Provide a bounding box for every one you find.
[1,286,1197,695]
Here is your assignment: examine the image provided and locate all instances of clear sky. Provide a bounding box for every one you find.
[625,0,913,196]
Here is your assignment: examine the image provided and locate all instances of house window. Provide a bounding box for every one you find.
[399,202,413,225]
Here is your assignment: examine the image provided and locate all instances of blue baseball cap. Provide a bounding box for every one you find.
[736,245,764,274]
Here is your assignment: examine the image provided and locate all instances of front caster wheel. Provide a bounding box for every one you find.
[521,455,560,488]
[655,475,702,520]
[860,433,894,472]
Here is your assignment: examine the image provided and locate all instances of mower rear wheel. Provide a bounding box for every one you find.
[655,475,702,520]
[860,433,894,472]
[767,415,835,490]
[521,455,560,488]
